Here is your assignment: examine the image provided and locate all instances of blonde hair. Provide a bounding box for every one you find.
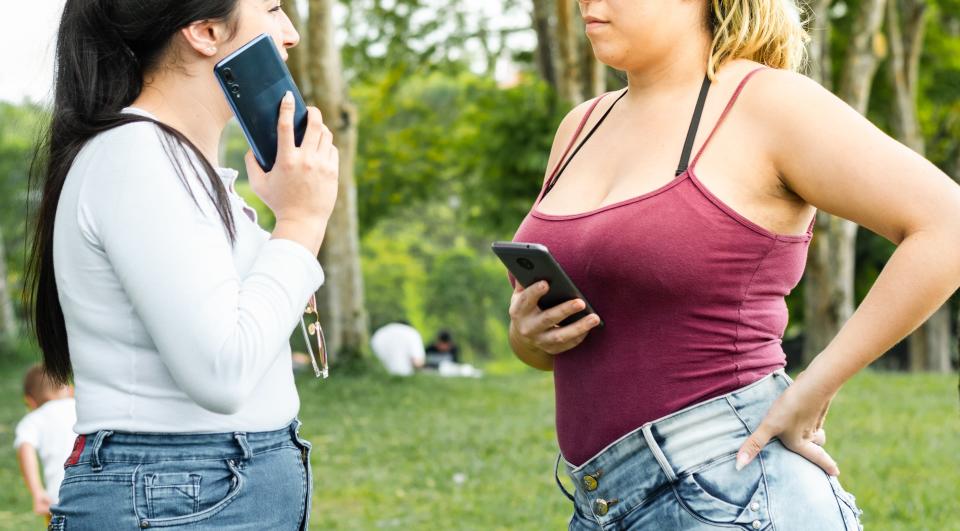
[707,0,810,78]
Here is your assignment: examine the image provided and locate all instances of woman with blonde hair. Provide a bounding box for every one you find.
[508,0,960,529]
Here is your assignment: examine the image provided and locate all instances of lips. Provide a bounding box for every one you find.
[583,16,609,30]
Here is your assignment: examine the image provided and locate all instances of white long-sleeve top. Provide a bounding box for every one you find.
[53,108,324,434]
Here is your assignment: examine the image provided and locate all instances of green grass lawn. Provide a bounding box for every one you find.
[0,358,957,530]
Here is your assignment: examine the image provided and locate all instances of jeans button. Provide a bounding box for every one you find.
[752,520,762,529]
[593,499,609,516]
[583,475,598,491]
[750,502,760,512]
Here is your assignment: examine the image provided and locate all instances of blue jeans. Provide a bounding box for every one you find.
[49,419,313,530]
[558,371,865,530]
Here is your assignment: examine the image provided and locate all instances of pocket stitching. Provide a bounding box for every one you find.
[136,460,243,527]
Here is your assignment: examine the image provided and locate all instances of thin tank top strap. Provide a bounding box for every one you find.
[689,66,769,171]
[675,74,712,176]
[537,90,627,203]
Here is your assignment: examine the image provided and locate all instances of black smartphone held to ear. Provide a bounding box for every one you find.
[492,241,603,328]
[214,33,308,172]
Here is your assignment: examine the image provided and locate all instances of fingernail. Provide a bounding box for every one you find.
[735,452,750,471]
[283,91,293,102]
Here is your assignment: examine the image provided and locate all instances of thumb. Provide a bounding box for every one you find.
[736,423,774,471]
[245,150,267,189]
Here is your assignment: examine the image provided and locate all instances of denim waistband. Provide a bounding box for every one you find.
[68,419,306,470]
[558,370,791,525]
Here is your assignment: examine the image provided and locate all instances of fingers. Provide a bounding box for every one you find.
[537,298,586,329]
[509,281,548,319]
[276,91,296,157]
[541,313,602,351]
[811,428,826,446]
[792,439,840,477]
[245,150,266,186]
[301,106,324,152]
[736,423,775,471]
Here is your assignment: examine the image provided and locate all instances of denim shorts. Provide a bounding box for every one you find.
[48,419,313,530]
[557,371,865,530]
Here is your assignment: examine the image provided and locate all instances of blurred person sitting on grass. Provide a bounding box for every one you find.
[424,330,460,370]
[370,321,426,376]
[14,364,77,523]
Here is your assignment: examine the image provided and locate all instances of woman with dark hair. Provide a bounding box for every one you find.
[507,0,960,529]
[27,1,337,528]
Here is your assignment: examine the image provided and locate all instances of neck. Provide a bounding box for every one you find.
[130,68,231,166]
[623,35,712,102]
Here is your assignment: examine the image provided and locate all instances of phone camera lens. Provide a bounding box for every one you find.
[223,68,234,82]
[517,258,535,270]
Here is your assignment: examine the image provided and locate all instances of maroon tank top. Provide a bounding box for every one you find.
[513,68,816,465]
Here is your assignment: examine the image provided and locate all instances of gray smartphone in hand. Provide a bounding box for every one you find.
[492,241,603,327]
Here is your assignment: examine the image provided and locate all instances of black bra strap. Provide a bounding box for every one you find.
[543,90,629,198]
[675,74,712,176]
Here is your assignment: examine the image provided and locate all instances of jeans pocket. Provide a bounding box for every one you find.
[135,459,243,527]
[828,476,864,531]
[144,472,202,518]
[48,515,66,531]
[672,452,772,530]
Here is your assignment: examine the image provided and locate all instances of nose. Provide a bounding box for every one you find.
[281,11,300,49]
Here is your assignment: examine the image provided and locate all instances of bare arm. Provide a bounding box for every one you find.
[736,70,960,473]
[16,444,51,515]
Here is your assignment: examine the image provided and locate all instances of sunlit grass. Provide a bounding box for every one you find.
[0,357,956,530]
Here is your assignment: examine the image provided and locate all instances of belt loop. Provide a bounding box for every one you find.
[289,418,303,441]
[89,430,114,472]
[642,425,677,483]
[233,432,252,466]
[554,453,576,502]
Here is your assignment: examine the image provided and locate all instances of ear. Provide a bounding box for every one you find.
[24,396,38,410]
[180,19,231,58]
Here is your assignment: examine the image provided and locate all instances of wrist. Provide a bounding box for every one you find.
[272,217,328,255]
[795,357,846,399]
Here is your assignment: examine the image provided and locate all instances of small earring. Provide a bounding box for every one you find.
[206,46,217,54]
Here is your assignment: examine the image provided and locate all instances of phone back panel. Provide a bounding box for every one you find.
[492,242,600,327]
[214,34,307,172]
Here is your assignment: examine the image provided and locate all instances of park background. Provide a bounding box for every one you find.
[0,0,958,529]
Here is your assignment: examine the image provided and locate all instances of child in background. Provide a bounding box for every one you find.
[14,364,77,519]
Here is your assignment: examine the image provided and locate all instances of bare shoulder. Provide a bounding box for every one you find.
[735,65,856,137]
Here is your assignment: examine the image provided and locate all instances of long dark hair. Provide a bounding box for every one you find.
[26,0,242,385]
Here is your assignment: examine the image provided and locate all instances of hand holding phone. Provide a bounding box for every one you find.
[493,242,603,357]
[214,33,308,172]
[508,280,603,357]
[244,93,340,255]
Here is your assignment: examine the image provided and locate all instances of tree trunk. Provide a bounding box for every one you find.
[803,0,888,366]
[286,1,312,100]
[531,0,557,89]
[554,0,583,103]
[306,0,369,362]
[0,226,16,340]
[887,0,950,372]
[581,29,606,97]
[806,0,834,89]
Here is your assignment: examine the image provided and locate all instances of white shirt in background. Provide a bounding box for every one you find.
[13,398,78,505]
[54,108,324,434]
[370,323,426,376]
